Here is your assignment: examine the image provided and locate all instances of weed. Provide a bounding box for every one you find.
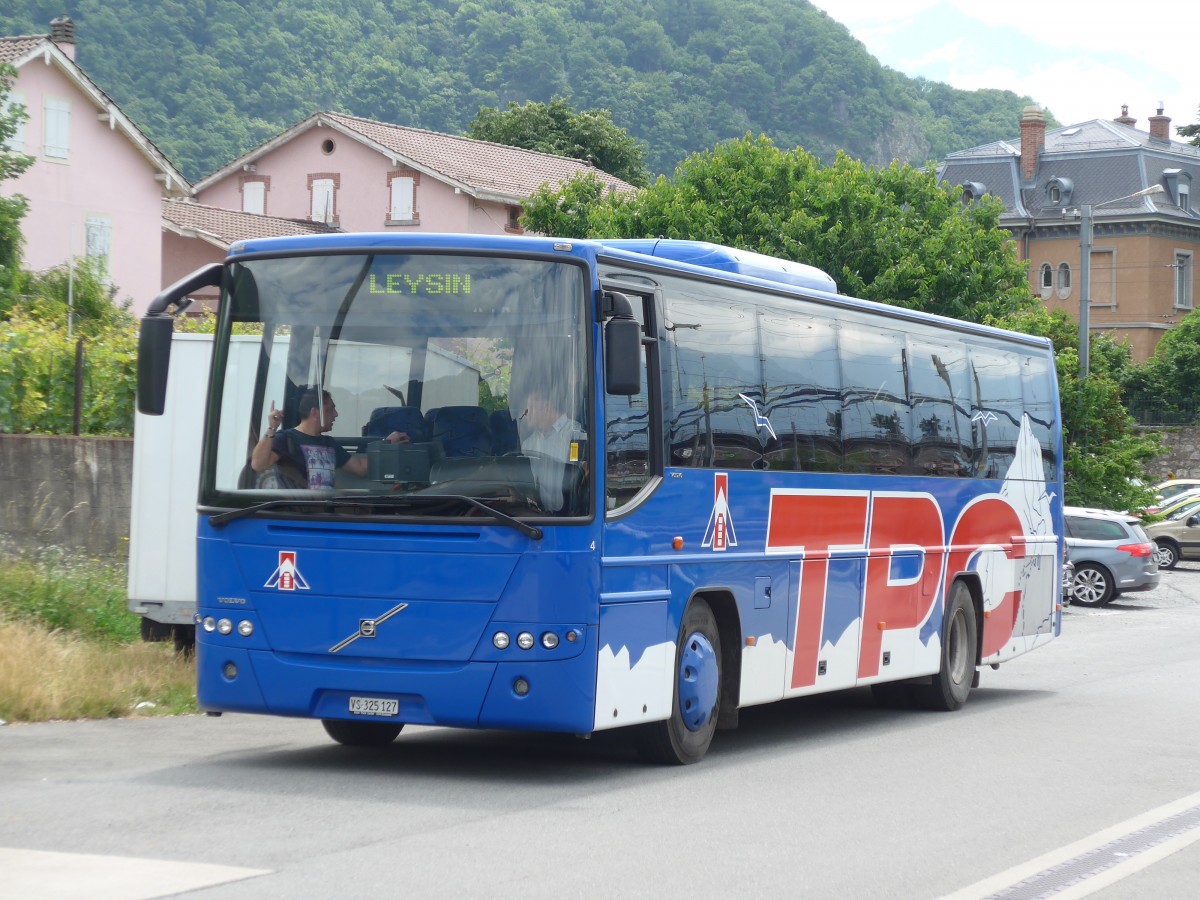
[0,619,196,722]
[0,549,138,643]
[0,551,197,722]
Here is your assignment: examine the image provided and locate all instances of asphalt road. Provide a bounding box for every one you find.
[2,564,1199,899]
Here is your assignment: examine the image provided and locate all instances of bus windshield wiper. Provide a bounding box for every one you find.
[209,493,543,539]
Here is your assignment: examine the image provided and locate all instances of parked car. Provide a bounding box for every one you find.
[1154,479,1200,503]
[1063,506,1159,606]
[1145,508,1200,569]
[1143,486,1200,516]
[1154,496,1200,524]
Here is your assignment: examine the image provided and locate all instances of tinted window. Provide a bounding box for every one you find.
[839,321,910,474]
[1020,352,1058,477]
[908,339,975,477]
[760,310,842,472]
[970,347,1023,479]
[605,293,653,510]
[1066,516,1129,541]
[664,292,764,469]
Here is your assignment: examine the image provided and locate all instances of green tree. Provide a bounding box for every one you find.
[525,134,1034,322]
[1122,308,1200,423]
[0,63,35,303]
[470,97,651,186]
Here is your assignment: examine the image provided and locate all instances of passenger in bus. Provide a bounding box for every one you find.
[251,390,409,489]
[520,388,585,512]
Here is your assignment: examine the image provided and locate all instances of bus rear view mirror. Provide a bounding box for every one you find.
[137,316,173,415]
[603,292,641,395]
[137,263,222,415]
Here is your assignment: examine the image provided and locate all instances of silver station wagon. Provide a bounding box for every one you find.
[1063,507,1159,606]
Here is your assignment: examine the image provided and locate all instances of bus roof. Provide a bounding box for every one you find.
[596,239,838,294]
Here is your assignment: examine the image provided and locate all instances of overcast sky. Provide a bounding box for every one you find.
[807,0,1194,136]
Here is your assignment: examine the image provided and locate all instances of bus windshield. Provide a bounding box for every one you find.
[203,252,592,520]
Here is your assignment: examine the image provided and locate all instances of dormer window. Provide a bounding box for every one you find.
[961,181,987,203]
[1163,169,1191,212]
[1046,177,1073,206]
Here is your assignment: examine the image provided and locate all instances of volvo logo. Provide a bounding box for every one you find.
[329,603,408,653]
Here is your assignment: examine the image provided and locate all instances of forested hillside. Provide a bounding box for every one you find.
[1,0,1044,183]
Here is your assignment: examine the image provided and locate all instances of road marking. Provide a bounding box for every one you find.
[941,789,1200,899]
[0,847,270,899]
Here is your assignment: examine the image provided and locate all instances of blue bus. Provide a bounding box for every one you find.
[138,234,1064,764]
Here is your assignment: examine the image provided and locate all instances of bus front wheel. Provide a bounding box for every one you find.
[322,719,404,747]
[916,581,977,712]
[637,599,722,765]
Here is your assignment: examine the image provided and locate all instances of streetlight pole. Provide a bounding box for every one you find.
[1077,184,1165,378]
[1078,203,1092,378]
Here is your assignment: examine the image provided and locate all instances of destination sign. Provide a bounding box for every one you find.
[367,273,472,295]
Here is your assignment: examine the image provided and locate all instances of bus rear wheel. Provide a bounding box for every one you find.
[915,581,977,712]
[637,599,722,765]
[322,719,404,747]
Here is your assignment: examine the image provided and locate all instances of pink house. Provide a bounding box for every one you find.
[193,110,635,236]
[0,18,189,315]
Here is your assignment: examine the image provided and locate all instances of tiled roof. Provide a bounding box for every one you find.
[197,111,637,200]
[162,200,338,245]
[323,111,635,199]
[0,35,47,63]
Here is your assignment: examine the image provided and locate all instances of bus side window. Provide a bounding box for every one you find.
[908,340,975,477]
[839,322,911,475]
[1021,353,1059,481]
[970,347,1022,479]
[760,310,842,472]
[664,293,762,469]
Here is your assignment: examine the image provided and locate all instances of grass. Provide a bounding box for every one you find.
[0,551,197,723]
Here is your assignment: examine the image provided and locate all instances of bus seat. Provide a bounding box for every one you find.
[363,406,429,443]
[426,406,492,457]
[489,410,521,455]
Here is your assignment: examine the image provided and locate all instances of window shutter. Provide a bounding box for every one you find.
[85,215,113,278]
[390,176,414,221]
[44,97,70,159]
[311,178,334,223]
[243,181,265,215]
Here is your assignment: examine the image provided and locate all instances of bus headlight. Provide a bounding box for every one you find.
[541,632,559,650]
[217,618,233,635]
[492,631,510,650]
[517,631,535,650]
[237,620,254,637]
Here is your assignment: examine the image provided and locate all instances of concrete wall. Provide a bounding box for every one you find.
[0,435,132,558]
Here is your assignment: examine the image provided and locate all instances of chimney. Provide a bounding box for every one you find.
[1114,104,1136,128]
[50,16,76,60]
[1019,105,1046,182]
[1148,103,1171,142]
